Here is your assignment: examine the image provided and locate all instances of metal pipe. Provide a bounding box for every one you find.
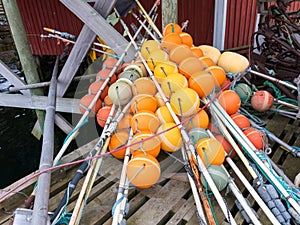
[32,56,59,225]
[9,73,96,92]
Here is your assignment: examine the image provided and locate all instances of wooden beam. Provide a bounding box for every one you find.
[56,0,118,97]
[161,0,178,28]
[0,93,81,114]
[59,0,136,61]
[0,60,30,96]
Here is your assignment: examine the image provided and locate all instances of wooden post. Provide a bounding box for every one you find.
[161,0,178,29]
[213,0,227,50]
[2,0,45,138]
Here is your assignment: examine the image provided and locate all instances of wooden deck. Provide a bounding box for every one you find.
[0,111,299,225]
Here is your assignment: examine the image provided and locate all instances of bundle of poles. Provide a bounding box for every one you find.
[18,0,300,225]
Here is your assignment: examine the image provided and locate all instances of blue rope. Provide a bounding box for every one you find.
[112,194,126,217]
[53,182,72,225]
[63,117,89,145]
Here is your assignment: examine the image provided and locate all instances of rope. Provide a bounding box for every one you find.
[63,117,89,145]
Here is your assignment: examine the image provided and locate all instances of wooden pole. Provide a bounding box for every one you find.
[161,0,178,28]
[2,0,45,138]
[32,57,59,225]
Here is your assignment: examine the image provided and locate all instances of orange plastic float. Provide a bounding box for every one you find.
[230,113,251,129]
[96,106,112,127]
[103,95,113,106]
[179,32,193,47]
[215,134,236,158]
[196,138,225,167]
[132,77,157,96]
[155,92,166,107]
[170,87,200,117]
[188,72,215,97]
[204,66,226,87]
[183,109,209,131]
[116,113,132,131]
[131,94,158,113]
[96,69,117,84]
[198,45,221,64]
[88,80,109,100]
[199,56,215,68]
[190,46,204,57]
[131,111,161,133]
[251,90,274,112]
[102,57,118,70]
[126,154,161,189]
[169,45,193,65]
[157,122,182,152]
[178,57,207,79]
[130,132,161,157]
[243,127,267,149]
[78,94,102,117]
[163,23,182,36]
[109,131,129,159]
[161,33,182,52]
[218,90,241,115]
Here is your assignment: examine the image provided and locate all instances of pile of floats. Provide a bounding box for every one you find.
[72,15,299,225]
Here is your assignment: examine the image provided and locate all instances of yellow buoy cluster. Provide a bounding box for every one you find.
[84,22,252,189]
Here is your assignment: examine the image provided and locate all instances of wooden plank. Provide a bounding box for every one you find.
[127,180,190,225]
[0,93,81,114]
[56,0,118,98]
[59,0,136,62]
[161,0,178,28]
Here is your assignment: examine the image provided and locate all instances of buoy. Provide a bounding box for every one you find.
[155,92,166,107]
[132,61,147,77]
[132,77,157,96]
[200,165,228,191]
[196,138,225,167]
[163,23,182,36]
[108,78,133,106]
[131,94,158,113]
[119,70,141,83]
[88,80,109,100]
[199,56,215,68]
[215,134,236,158]
[217,51,249,73]
[155,105,174,124]
[161,33,182,52]
[130,132,161,157]
[188,72,215,97]
[230,113,251,129]
[157,122,182,152]
[147,49,170,71]
[234,83,252,104]
[102,57,118,70]
[218,90,241,115]
[179,32,193,47]
[141,40,161,59]
[170,87,200,117]
[96,69,117,84]
[124,64,144,78]
[205,66,226,87]
[104,95,113,106]
[131,111,161,133]
[251,90,274,112]
[198,45,221,64]
[178,57,207,79]
[96,106,112,127]
[243,127,267,149]
[169,45,193,65]
[79,94,102,117]
[153,61,178,83]
[116,113,132,130]
[190,46,204,58]
[188,128,209,144]
[183,109,209,131]
[109,131,129,159]
[161,73,188,98]
[126,154,161,188]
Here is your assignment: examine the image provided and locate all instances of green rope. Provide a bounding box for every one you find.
[203,175,219,225]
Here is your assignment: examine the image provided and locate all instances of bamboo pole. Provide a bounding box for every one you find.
[32,57,59,225]
[114,9,237,224]
[2,0,45,138]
